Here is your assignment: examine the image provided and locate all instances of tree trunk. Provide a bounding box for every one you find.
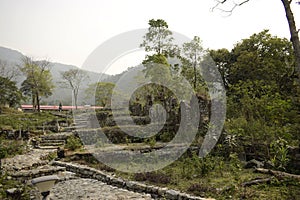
[194,55,197,90]
[36,92,40,112]
[74,89,78,110]
[281,0,300,79]
[32,94,36,111]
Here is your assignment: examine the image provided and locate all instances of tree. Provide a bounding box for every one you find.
[20,56,54,112]
[209,48,232,89]
[140,19,175,56]
[281,0,300,80]
[231,30,295,94]
[60,68,89,109]
[181,36,205,90]
[212,0,300,80]
[85,82,115,107]
[142,54,172,82]
[0,76,23,107]
[215,31,300,161]
[211,30,295,95]
[0,59,20,81]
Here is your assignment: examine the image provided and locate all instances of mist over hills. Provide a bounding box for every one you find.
[0,46,112,105]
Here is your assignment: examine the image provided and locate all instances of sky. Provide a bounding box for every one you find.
[0,0,299,74]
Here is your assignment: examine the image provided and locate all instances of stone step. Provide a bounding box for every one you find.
[40,132,73,140]
[39,142,65,147]
[37,146,62,150]
[74,119,89,122]
[40,139,66,143]
[72,125,88,129]
[64,127,76,131]
[10,166,66,181]
[73,122,88,125]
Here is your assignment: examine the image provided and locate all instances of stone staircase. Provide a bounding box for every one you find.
[38,139,65,149]
[37,132,73,149]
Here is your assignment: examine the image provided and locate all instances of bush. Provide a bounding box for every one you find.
[65,135,83,151]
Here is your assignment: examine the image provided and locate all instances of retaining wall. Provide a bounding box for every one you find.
[51,161,213,200]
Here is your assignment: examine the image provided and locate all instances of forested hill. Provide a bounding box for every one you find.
[0,46,111,105]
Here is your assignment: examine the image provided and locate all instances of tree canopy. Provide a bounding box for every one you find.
[20,56,54,112]
[85,82,115,107]
[60,68,89,109]
[0,76,23,107]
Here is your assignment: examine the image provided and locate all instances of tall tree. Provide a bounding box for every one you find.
[281,0,300,79]
[231,30,294,92]
[181,36,205,90]
[140,19,176,108]
[20,56,54,112]
[60,68,89,109]
[209,48,232,89]
[140,19,174,56]
[212,0,300,79]
[211,30,295,95]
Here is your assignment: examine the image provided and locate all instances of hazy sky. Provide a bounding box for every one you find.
[0,0,299,74]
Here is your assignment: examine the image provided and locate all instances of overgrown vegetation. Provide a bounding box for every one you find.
[72,20,300,199]
[65,135,83,151]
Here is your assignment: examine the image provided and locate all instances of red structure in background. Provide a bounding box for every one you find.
[21,105,102,111]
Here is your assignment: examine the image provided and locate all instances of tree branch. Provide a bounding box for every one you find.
[241,177,274,187]
[212,0,250,16]
[255,168,300,181]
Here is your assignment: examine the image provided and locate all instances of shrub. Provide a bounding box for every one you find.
[65,135,83,151]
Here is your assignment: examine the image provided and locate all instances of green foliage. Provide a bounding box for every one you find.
[144,136,156,148]
[42,151,57,161]
[0,112,66,131]
[213,30,300,164]
[0,76,23,107]
[65,135,83,151]
[0,137,25,159]
[0,174,32,199]
[20,56,54,111]
[209,48,232,89]
[142,54,172,82]
[228,80,293,124]
[229,30,295,90]
[140,19,175,55]
[159,131,174,142]
[270,138,290,171]
[86,82,115,107]
[181,36,205,90]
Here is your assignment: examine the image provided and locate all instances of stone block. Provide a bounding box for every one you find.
[165,189,179,200]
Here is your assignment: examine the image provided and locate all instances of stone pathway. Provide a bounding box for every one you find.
[2,138,155,200]
[1,148,56,172]
[46,178,153,200]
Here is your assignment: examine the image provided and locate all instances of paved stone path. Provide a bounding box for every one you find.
[45,178,153,200]
[2,142,155,200]
[2,148,56,172]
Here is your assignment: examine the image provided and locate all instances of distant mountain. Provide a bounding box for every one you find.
[0,46,111,105]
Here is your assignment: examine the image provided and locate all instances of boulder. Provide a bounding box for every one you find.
[244,159,264,169]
